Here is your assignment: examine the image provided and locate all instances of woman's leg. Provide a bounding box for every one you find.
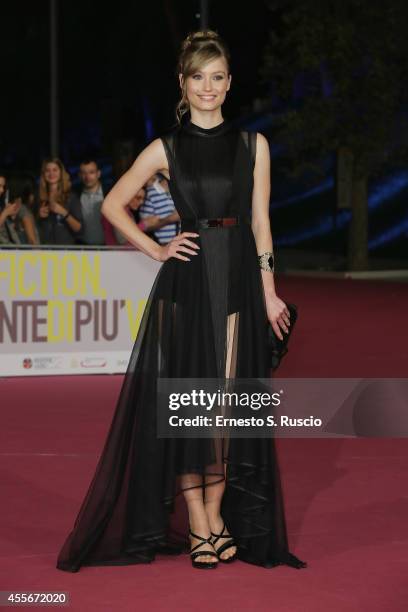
[204,312,238,560]
[181,313,238,562]
[181,474,216,563]
[163,302,214,562]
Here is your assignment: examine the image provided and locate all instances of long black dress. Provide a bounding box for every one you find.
[56,117,307,572]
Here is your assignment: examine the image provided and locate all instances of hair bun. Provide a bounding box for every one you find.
[181,29,221,51]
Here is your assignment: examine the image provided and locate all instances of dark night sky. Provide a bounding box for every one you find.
[1,0,271,171]
[2,2,407,259]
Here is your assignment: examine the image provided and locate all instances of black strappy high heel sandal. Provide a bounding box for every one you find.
[189,529,219,569]
[211,523,237,563]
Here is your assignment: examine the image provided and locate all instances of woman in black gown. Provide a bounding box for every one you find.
[56,30,307,572]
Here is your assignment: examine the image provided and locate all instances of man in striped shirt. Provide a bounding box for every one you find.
[139,173,180,244]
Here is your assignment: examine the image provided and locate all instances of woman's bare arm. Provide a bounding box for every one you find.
[64,213,81,233]
[251,133,276,295]
[101,138,170,260]
[251,132,290,339]
[22,214,39,245]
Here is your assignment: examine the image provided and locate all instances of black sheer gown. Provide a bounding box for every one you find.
[56,117,307,572]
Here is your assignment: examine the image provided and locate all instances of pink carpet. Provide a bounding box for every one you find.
[1,276,407,611]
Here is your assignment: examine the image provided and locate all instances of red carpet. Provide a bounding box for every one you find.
[1,276,407,611]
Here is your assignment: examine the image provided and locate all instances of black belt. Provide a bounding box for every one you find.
[180,215,250,230]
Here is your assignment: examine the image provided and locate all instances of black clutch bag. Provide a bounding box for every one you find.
[267,303,298,371]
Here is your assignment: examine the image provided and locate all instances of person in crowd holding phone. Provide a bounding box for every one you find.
[0,173,39,245]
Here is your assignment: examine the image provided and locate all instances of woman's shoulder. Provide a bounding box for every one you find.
[159,122,182,144]
[17,203,30,218]
[236,128,259,167]
[157,123,183,161]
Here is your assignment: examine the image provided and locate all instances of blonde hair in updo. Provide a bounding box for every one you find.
[176,30,231,124]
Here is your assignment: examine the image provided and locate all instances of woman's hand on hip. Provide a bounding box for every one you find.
[159,232,200,262]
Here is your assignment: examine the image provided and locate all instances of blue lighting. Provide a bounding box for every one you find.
[272,177,333,210]
[274,170,408,248]
[142,97,154,142]
[369,217,408,248]
[275,210,350,246]
[368,170,408,209]
[273,169,408,211]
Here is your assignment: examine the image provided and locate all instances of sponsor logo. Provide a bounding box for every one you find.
[80,357,107,368]
[23,358,33,369]
[30,356,64,370]
[116,359,129,367]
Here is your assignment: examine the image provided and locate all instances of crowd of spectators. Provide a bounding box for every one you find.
[0,159,180,247]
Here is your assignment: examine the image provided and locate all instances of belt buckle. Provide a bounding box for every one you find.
[207,218,221,228]
[200,216,239,228]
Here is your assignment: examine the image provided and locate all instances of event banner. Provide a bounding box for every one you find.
[0,249,161,376]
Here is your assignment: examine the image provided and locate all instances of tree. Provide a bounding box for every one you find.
[260,0,408,270]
